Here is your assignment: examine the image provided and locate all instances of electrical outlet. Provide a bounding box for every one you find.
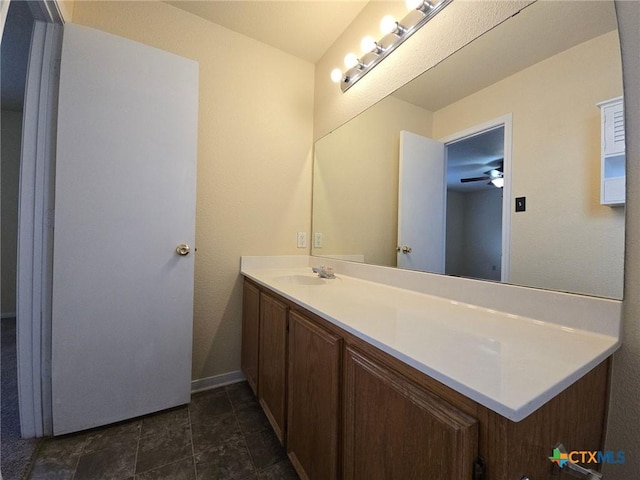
[313,232,323,248]
[297,232,307,248]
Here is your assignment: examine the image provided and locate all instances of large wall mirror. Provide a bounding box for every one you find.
[312,0,624,299]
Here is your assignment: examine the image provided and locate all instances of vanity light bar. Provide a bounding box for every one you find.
[335,0,452,93]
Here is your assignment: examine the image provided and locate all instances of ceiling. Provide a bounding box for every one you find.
[2,0,368,110]
[165,1,368,63]
[446,127,504,193]
[390,0,618,194]
[393,1,618,112]
[2,1,618,114]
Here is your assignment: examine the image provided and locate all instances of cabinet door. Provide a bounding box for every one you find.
[287,311,342,480]
[602,101,625,156]
[241,280,260,395]
[258,292,288,443]
[344,347,478,480]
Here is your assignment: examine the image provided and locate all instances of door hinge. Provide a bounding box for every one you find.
[473,457,486,480]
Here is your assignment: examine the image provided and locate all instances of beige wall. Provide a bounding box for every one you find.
[58,0,74,21]
[1,110,22,316]
[604,2,640,477]
[313,96,431,266]
[71,1,314,381]
[433,31,624,298]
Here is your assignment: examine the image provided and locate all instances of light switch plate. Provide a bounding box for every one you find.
[297,232,307,248]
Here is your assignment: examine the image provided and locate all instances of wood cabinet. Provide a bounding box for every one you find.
[258,291,288,443]
[287,311,342,480]
[599,96,625,205]
[481,359,610,479]
[241,278,610,480]
[241,280,260,395]
[343,346,478,480]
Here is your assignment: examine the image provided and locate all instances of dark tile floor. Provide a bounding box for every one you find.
[25,382,299,480]
[2,318,40,480]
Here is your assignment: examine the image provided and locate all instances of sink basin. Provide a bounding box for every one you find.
[275,275,325,285]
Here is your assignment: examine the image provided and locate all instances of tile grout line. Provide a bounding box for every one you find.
[226,388,250,478]
[136,414,197,476]
[28,383,291,480]
[134,456,194,478]
[187,401,198,479]
[69,434,89,480]
[132,422,142,479]
[227,386,261,478]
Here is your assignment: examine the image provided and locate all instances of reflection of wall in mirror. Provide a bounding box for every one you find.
[433,31,623,298]
[313,96,432,267]
[314,30,623,299]
[446,188,502,282]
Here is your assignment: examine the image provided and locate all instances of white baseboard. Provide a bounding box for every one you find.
[1,312,16,319]
[191,370,245,394]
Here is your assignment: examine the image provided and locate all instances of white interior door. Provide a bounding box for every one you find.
[397,131,446,273]
[51,23,198,435]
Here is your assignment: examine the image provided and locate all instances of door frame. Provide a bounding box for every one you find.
[10,0,66,438]
[439,114,513,282]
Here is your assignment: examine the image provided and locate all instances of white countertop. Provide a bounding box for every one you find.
[241,258,620,422]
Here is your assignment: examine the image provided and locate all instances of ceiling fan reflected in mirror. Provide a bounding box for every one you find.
[460,159,504,188]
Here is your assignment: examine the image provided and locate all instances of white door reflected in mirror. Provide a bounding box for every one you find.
[397,131,445,273]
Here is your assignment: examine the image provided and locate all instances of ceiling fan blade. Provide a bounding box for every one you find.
[460,176,490,183]
[484,159,505,175]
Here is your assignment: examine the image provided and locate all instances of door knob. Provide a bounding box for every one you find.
[176,244,190,256]
[401,246,412,254]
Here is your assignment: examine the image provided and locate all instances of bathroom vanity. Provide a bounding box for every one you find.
[240,256,620,480]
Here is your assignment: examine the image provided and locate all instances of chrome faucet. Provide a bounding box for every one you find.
[312,266,335,279]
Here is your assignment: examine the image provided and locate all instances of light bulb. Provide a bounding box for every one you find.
[491,177,504,188]
[380,15,398,35]
[360,36,377,53]
[344,53,359,69]
[406,0,424,10]
[330,68,343,83]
